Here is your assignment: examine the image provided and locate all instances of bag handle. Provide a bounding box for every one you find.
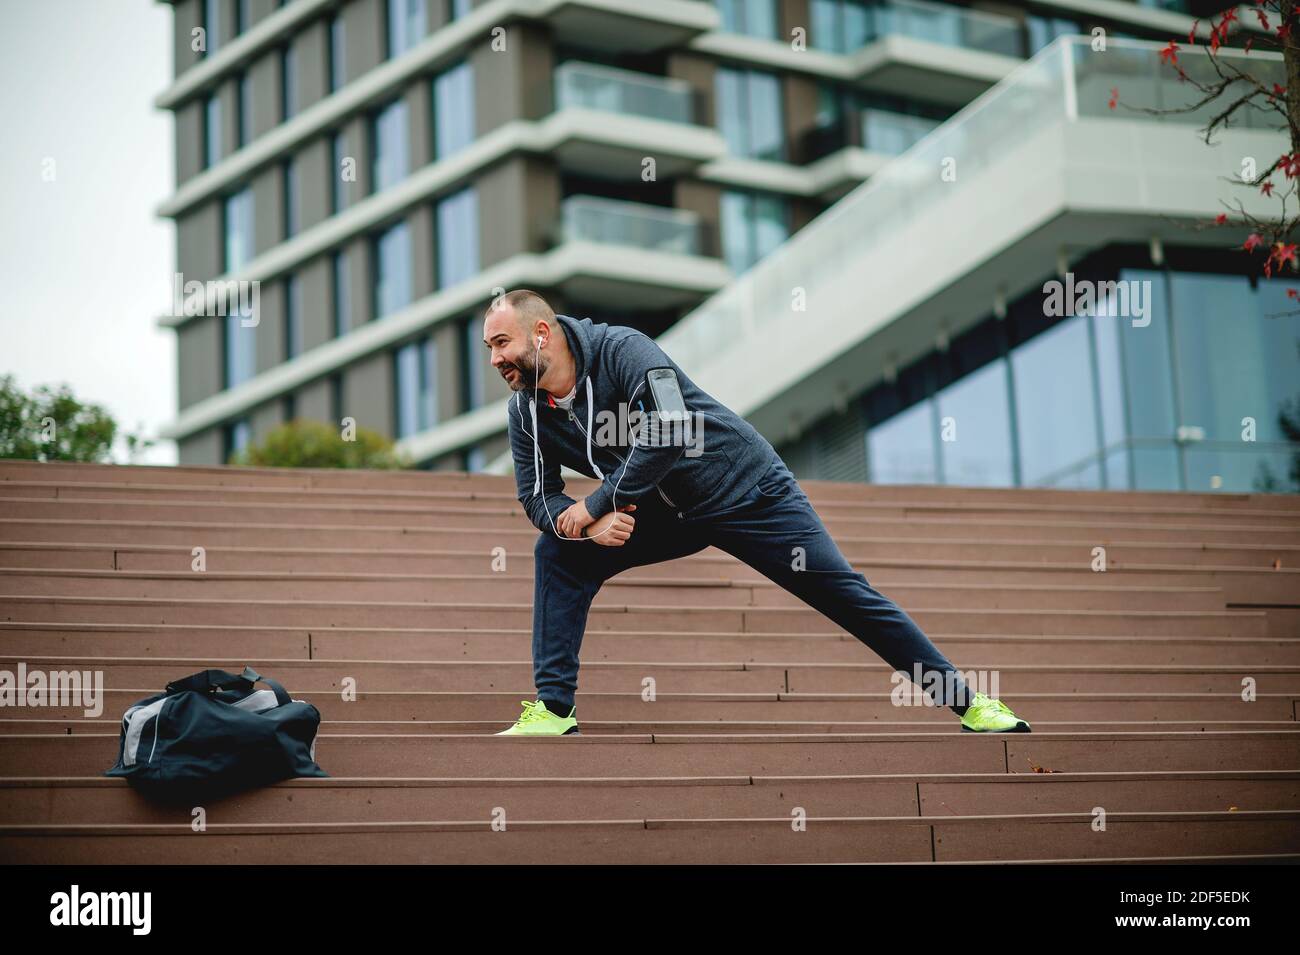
[165,667,292,708]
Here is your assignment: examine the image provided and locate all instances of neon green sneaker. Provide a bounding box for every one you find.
[494,699,579,736]
[959,692,1031,733]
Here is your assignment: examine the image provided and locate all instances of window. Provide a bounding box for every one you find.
[461,316,484,411]
[332,251,351,337]
[203,94,222,168]
[465,446,487,471]
[717,0,778,39]
[370,99,409,193]
[810,0,869,53]
[237,72,252,148]
[281,43,298,121]
[433,62,475,160]
[284,273,302,360]
[395,336,438,436]
[329,372,344,423]
[449,0,473,19]
[935,360,1014,486]
[715,67,784,160]
[387,0,426,58]
[373,221,413,319]
[223,187,254,272]
[235,0,250,34]
[1011,315,1101,487]
[436,187,479,288]
[282,158,299,238]
[203,0,220,56]
[224,313,256,388]
[223,418,252,460]
[1026,15,1078,56]
[868,401,936,484]
[720,190,787,274]
[328,15,346,92]
[331,132,348,213]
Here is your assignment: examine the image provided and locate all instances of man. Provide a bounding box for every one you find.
[483,289,1030,736]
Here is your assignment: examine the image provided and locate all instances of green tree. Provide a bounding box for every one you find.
[0,374,124,462]
[228,418,412,469]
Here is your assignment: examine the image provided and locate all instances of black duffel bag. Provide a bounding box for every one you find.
[105,666,328,803]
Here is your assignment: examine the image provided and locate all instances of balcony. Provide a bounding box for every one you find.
[547,61,725,179]
[848,0,1025,106]
[541,0,718,53]
[547,195,727,308]
[863,0,1023,58]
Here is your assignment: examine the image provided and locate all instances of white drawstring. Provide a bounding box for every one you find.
[585,376,604,481]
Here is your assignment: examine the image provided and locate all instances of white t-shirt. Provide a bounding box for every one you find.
[552,382,578,410]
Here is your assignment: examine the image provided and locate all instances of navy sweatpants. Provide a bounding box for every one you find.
[530,458,975,714]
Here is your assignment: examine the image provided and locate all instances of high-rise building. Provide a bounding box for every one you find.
[156,0,1299,493]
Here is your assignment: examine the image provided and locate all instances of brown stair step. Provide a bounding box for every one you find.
[8,459,1299,512]
[8,717,1299,736]
[3,688,1294,722]
[0,595,1271,637]
[1,810,1296,864]
[6,543,1295,606]
[6,499,1299,546]
[5,622,1297,665]
[4,730,1298,778]
[9,479,1298,529]
[10,538,1300,572]
[0,570,1229,613]
[2,770,1296,825]
[8,517,1292,551]
[5,654,1298,694]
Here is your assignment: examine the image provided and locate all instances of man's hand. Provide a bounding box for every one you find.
[556,500,594,539]
[584,505,637,546]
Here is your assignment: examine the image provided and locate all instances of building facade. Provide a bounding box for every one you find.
[157,0,1298,493]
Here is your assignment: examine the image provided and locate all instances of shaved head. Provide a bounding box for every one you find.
[486,289,554,334]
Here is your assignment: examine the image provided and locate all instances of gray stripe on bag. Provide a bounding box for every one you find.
[123,698,168,767]
[231,689,280,714]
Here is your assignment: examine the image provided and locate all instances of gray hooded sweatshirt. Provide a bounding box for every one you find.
[508,314,779,538]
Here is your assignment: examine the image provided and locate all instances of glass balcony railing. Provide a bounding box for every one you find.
[861,108,944,155]
[660,37,1285,373]
[559,195,702,255]
[554,60,696,125]
[865,0,1024,59]
[799,108,944,162]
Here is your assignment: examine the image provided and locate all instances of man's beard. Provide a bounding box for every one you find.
[501,351,548,391]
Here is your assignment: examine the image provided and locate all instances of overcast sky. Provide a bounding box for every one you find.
[0,0,178,464]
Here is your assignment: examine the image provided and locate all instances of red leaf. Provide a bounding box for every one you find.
[1159,40,1180,64]
[1108,86,1119,110]
[1269,242,1298,271]
[1215,213,1228,224]
[1262,180,1276,196]
[1244,233,1265,252]
[1288,288,1300,300]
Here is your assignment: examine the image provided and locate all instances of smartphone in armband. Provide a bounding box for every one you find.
[645,367,689,423]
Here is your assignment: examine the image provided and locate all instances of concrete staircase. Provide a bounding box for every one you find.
[1,458,1298,864]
